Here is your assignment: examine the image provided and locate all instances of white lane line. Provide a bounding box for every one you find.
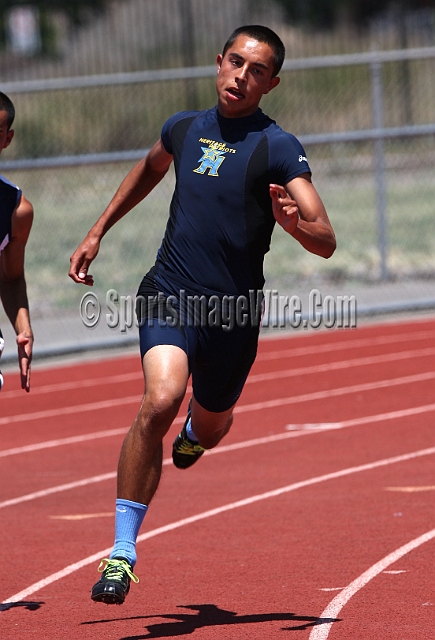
[383,570,408,574]
[214,403,435,454]
[0,372,435,458]
[234,371,435,415]
[257,329,435,361]
[0,404,435,509]
[309,529,435,640]
[0,428,128,458]
[0,454,173,510]
[248,346,435,385]
[0,395,142,426]
[284,402,435,433]
[2,329,433,400]
[49,513,113,521]
[0,455,181,510]
[286,423,343,431]
[4,445,435,604]
[1,368,434,428]
[0,473,117,509]
[0,371,142,399]
[384,486,435,492]
[5,394,435,462]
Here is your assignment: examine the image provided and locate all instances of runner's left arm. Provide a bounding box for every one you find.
[69,139,173,286]
[270,173,336,258]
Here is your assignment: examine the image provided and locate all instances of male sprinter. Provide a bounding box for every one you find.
[0,92,33,392]
[69,25,336,604]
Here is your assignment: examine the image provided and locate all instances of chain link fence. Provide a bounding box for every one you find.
[1,0,434,360]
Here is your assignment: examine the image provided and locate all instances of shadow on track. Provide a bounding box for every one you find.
[82,603,340,637]
[0,601,44,612]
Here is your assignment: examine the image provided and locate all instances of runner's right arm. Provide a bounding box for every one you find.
[69,139,173,285]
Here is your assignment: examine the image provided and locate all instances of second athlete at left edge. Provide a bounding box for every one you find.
[0,91,34,392]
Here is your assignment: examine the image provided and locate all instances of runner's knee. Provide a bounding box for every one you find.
[143,386,185,420]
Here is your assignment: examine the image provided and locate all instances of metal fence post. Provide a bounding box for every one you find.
[370,55,389,281]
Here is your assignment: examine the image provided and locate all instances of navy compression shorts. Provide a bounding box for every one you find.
[138,316,259,414]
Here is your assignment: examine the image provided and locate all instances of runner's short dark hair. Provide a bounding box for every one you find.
[222,25,285,77]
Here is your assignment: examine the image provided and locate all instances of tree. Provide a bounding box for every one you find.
[0,0,110,55]
[0,0,108,26]
[274,0,435,29]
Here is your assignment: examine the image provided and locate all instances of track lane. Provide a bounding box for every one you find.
[1,318,434,405]
[310,528,435,640]
[3,443,435,639]
[0,348,433,508]
[2,400,435,512]
[5,445,435,602]
[1,339,434,440]
[1,318,435,638]
[1,368,434,504]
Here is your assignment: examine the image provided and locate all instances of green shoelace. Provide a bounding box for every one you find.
[97,558,139,583]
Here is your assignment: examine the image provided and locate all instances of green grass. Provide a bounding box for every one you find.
[12,163,171,314]
[265,156,435,290]
[1,142,432,322]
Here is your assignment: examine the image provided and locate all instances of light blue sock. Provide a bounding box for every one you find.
[110,498,148,567]
[185,417,198,442]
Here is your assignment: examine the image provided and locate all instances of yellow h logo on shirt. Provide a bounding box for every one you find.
[193,147,226,176]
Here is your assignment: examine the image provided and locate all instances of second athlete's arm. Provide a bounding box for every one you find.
[0,194,34,390]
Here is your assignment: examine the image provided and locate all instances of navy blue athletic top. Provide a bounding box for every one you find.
[0,175,21,255]
[143,106,310,299]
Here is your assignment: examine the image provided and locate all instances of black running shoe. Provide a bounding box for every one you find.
[91,557,139,605]
[172,403,206,469]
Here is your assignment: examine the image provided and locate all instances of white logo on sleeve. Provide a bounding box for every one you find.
[299,155,308,163]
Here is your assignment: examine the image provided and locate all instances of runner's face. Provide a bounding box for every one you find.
[216,35,280,118]
[0,111,14,154]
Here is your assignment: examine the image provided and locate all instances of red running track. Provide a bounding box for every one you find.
[1,317,435,639]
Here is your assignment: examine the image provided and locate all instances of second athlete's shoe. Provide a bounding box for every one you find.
[91,557,139,605]
[172,404,206,469]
